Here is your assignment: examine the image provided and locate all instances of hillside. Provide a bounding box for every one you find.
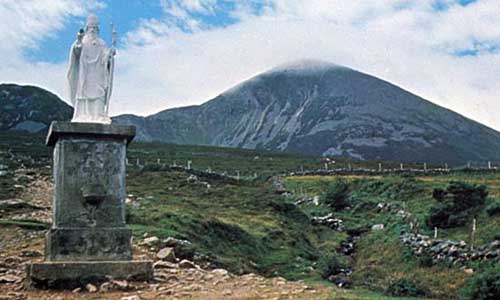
[0,84,72,132]
[115,60,500,164]
[0,131,499,299]
[2,60,500,164]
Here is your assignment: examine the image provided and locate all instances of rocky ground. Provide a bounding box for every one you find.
[0,228,333,300]
[0,171,335,300]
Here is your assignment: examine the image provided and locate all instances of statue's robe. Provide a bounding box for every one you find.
[68,35,114,124]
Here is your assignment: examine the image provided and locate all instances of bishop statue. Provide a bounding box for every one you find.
[68,14,116,124]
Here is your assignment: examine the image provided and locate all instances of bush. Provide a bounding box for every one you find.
[427,204,469,228]
[322,179,350,211]
[318,254,345,279]
[459,265,500,300]
[445,181,488,210]
[486,201,500,216]
[427,182,488,229]
[385,278,429,297]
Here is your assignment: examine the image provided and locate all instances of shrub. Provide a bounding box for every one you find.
[459,265,500,300]
[385,278,429,297]
[322,179,350,211]
[427,182,488,229]
[486,201,500,216]
[417,253,434,268]
[427,204,469,228]
[318,254,345,279]
[445,181,488,210]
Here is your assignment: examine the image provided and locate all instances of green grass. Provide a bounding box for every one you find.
[1,130,499,299]
[125,169,344,280]
[0,219,50,230]
[283,173,500,298]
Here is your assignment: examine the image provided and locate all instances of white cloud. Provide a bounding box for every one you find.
[1,0,500,132]
[0,0,104,102]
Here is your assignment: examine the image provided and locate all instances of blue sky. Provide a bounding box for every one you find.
[1,0,500,130]
[25,0,492,63]
[25,0,267,63]
[25,0,165,63]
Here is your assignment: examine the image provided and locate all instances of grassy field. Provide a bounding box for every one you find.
[283,173,500,298]
[1,131,499,299]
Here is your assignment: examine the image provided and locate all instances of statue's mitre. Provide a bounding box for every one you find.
[86,14,99,26]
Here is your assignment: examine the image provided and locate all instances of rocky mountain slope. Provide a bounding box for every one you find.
[0,84,72,133]
[114,60,500,164]
[2,60,500,164]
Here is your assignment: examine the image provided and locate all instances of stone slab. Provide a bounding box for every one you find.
[46,121,136,146]
[45,227,132,261]
[51,135,128,229]
[26,260,153,289]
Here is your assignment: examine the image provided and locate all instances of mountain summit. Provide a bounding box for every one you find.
[2,61,499,164]
[114,60,500,164]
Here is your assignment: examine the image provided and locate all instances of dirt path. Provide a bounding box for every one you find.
[0,173,336,300]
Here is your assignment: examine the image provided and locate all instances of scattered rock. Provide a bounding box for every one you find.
[211,269,229,277]
[179,259,197,269]
[99,279,131,292]
[153,261,176,269]
[157,247,176,262]
[85,283,97,293]
[0,292,25,300]
[20,250,42,257]
[71,287,81,293]
[0,199,40,211]
[311,213,345,232]
[0,275,22,283]
[464,268,474,275]
[371,224,385,231]
[187,175,198,182]
[120,296,141,300]
[111,279,129,290]
[140,236,160,247]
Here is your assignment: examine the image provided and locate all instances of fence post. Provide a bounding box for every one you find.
[470,218,476,251]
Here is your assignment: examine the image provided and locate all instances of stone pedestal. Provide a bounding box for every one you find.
[27,122,153,288]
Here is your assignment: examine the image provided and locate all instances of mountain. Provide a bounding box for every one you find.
[2,60,500,164]
[114,60,500,164]
[0,84,72,133]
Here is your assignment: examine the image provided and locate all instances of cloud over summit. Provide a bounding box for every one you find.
[1,0,499,131]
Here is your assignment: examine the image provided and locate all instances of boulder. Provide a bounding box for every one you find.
[211,269,229,277]
[153,261,176,269]
[140,236,160,247]
[371,224,384,231]
[0,274,22,283]
[179,259,197,269]
[85,283,98,293]
[156,247,176,262]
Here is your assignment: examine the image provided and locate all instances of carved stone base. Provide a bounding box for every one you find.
[45,227,133,261]
[26,260,153,289]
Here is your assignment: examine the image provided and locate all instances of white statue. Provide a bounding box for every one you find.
[68,14,116,124]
